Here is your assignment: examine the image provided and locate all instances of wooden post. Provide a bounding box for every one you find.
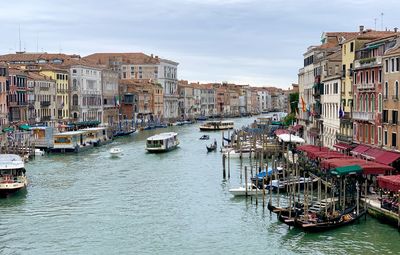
[245,166,248,197]
[228,149,230,179]
[222,154,226,179]
[262,176,266,207]
[356,182,359,215]
[343,177,346,210]
[255,172,258,206]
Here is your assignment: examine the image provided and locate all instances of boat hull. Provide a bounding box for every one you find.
[200,126,233,131]
[0,181,27,197]
[146,144,179,153]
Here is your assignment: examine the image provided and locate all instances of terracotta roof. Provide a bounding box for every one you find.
[26,71,53,81]
[84,53,160,65]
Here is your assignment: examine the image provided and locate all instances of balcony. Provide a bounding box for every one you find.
[336,133,353,143]
[40,101,51,107]
[354,56,382,69]
[352,111,375,121]
[356,83,375,90]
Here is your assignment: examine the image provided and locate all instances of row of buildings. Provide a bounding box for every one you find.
[0,52,292,130]
[297,25,400,151]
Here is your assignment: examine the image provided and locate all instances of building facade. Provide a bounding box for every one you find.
[0,64,8,127]
[8,68,28,123]
[101,69,119,125]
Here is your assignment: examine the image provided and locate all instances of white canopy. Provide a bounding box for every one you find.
[277,134,305,144]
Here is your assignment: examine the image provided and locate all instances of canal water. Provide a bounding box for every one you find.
[0,117,399,255]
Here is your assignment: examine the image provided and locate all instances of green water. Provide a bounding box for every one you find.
[0,117,399,255]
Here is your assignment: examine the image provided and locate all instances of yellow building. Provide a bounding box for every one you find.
[338,28,396,144]
[40,67,69,120]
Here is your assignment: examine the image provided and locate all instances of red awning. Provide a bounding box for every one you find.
[375,151,400,165]
[292,124,303,131]
[320,158,394,175]
[333,142,353,150]
[351,145,370,155]
[360,147,385,160]
[275,129,289,135]
[377,175,400,192]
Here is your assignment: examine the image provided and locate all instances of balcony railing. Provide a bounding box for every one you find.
[40,101,51,107]
[354,56,382,69]
[352,111,375,121]
[336,133,353,143]
[356,83,374,90]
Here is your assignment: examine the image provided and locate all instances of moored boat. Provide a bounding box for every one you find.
[229,183,264,196]
[0,154,28,197]
[206,141,217,152]
[199,121,234,131]
[146,132,180,153]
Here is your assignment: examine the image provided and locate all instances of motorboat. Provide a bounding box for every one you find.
[34,149,45,156]
[229,183,265,196]
[200,135,210,140]
[0,154,28,197]
[109,147,123,157]
[206,141,217,152]
[146,132,180,153]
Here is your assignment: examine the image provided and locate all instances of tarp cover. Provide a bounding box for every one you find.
[331,165,362,176]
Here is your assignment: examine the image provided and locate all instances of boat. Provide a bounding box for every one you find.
[155,123,168,128]
[294,206,366,232]
[206,141,217,152]
[34,148,45,156]
[81,127,112,146]
[52,130,92,152]
[196,116,207,121]
[0,154,28,197]
[223,147,261,159]
[109,147,123,157]
[114,128,136,137]
[146,132,180,153]
[199,135,210,140]
[229,183,264,196]
[199,121,234,131]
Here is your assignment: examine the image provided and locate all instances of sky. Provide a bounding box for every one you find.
[0,0,399,88]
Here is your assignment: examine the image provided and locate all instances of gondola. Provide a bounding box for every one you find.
[295,206,366,232]
[206,143,217,152]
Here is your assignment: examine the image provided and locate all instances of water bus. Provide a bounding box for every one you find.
[146,132,179,153]
[199,121,234,131]
[0,154,28,197]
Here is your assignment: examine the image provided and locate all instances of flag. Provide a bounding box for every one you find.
[301,96,306,112]
[339,108,344,118]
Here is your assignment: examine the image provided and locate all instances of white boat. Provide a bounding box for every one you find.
[199,121,234,131]
[223,146,262,158]
[34,148,45,156]
[146,132,180,153]
[229,183,264,196]
[109,147,123,157]
[0,154,28,197]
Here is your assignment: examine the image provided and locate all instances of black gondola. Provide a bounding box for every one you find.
[206,143,217,152]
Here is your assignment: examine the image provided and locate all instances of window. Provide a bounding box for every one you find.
[371,70,375,83]
[354,95,357,111]
[371,94,375,112]
[392,133,397,147]
[360,72,363,83]
[72,94,78,106]
[378,93,382,112]
[385,82,388,98]
[392,58,395,72]
[365,95,369,112]
[334,83,338,94]
[385,59,389,73]
[379,69,382,83]
[366,71,369,83]
[73,69,77,74]
[384,130,388,145]
[393,110,398,124]
[397,57,400,72]
[359,95,363,111]
[350,42,354,52]
[395,81,399,99]
[371,126,375,144]
[378,126,382,145]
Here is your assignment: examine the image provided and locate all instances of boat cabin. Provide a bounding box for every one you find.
[81,127,111,146]
[31,126,54,149]
[52,130,90,152]
[146,132,179,152]
[199,121,234,131]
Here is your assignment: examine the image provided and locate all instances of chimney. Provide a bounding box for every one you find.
[150,54,153,58]
[359,25,364,32]
[155,56,159,59]
[395,27,398,33]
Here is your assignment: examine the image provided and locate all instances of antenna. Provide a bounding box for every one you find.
[381,12,384,31]
[18,24,21,52]
[374,18,377,30]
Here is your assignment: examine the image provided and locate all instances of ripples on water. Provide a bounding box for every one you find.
[0,118,399,254]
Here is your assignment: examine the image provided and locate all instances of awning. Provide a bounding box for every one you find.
[274,129,289,136]
[375,151,400,165]
[333,142,353,150]
[331,165,362,176]
[321,158,394,175]
[360,147,385,160]
[351,144,370,155]
[19,124,31,131]
[292,124,303,131]
[377,175,400,192]
[2,127,14,132]
[277,134,305,143]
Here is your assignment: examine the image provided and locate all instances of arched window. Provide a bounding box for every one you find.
[354,95,357,111]
[378,93,382,112]
[395,81,399,99]
[359,95,363,111]
[72,94,78,106]
[73,79,78,90]
[73,112,78,119]
[365,95,369,112]
[371,94,375,112]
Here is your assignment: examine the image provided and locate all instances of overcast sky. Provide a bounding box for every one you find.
[0,0,399,88]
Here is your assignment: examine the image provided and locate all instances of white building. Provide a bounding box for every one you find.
[158,59,179,120]
[322,75,341,149]
[257,90,271,112]
[70,65,103,122]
